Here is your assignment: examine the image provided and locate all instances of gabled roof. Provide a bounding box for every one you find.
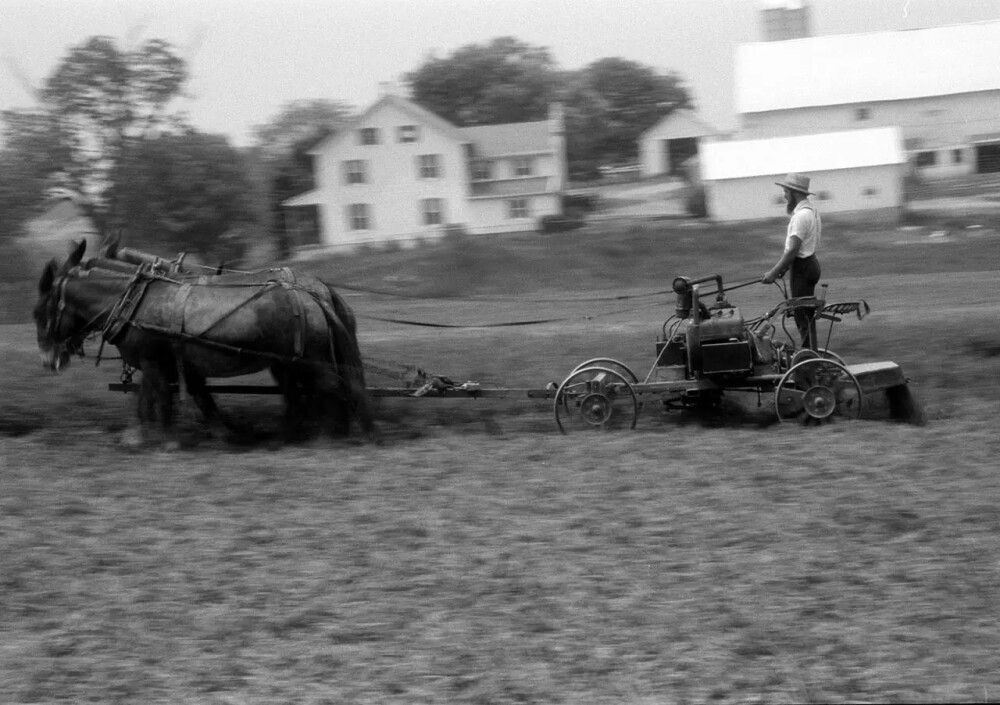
[701,127,904,180]
[308,93,466,154]
[640,109,718,141]
[460,121,551,157]
[736,20,1000,114]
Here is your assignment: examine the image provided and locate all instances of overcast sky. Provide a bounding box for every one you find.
[2,0,999,146]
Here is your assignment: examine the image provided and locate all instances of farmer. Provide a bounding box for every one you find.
[761,172,822,347]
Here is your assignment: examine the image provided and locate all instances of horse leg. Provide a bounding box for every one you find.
[127,362,176,447]
[310,363,371,439]
[181,367,250,437]
[271,364,311,441]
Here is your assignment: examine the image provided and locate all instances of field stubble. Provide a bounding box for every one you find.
[3,223,1000,703]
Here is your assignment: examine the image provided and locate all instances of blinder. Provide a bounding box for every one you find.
[44,271,88,359]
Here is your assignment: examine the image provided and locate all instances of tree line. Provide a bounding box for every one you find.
[0,35,691,259]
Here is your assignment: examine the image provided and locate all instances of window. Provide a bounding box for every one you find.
[862,187,880,198]
[915,150,938,168]
[418,154,442,179]
[952,148,964,164]
[855,107,872,121]
[421,198,445,226]
[472,160,493,181]
[508,198,529,219]
[343,159,367,185]
[348,203,371,230]
[512,157,534,177]
[398,125,419,143]
[358,127,380,146]
[816,190,832,201]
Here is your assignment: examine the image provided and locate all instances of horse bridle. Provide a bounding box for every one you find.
[45,269,109,358]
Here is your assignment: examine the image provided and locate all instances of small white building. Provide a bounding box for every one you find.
[735,20,1000,179]
[700,127,906,222]
[637,110,718,179]
[283,92,567,251]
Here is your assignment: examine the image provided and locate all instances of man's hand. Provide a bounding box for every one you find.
[761,270,779,284]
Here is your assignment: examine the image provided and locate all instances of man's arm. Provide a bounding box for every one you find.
[762,236,801,284]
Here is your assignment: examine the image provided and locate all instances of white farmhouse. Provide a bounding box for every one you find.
[735,20,1000,179]
[700,127,906,222]
[283,92,567,252]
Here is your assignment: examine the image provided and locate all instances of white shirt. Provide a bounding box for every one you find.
[786,199,821,258]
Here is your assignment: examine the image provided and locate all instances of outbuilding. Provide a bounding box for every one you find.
[638,110,718,179]
[700,126,905,222]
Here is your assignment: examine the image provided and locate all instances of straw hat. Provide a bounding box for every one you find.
[775,173,813,195]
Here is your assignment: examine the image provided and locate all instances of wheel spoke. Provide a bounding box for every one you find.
[555,365,639,433]
[776,358,863,423]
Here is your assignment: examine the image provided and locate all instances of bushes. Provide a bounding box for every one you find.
[538,213,584,233]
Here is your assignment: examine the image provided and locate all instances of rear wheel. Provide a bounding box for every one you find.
[775,358,862,424]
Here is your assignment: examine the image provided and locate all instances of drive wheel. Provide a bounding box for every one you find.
[775,358,862,424]
[554,366,639,433]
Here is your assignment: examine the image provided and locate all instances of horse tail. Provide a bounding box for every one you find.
[316,282,374,433]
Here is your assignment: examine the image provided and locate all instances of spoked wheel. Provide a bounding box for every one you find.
[775,358,863,424]
[790,348,846,367]
[554,366,639,433]
[569,358,639,384]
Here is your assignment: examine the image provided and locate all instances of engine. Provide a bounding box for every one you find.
[655,275,755,378]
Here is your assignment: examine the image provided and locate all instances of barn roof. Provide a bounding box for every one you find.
[736,20,1000,114]
[700,127,904,181]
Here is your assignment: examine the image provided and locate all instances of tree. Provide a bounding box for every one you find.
[0,35,260,257]
[564,58,692,178]
[406,37,559,126]
[38,35,188,231]
[0,110,75,238]
[113,130,254,259]
[249,99,355,255]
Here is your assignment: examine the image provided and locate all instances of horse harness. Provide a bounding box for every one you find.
[53,265,346,369]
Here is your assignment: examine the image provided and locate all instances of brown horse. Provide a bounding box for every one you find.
[34,240,373,443]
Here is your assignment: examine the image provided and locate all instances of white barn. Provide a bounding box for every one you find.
[637,110,718,179]
[735,20,1000,179]
[283,92,567,252]
[700,127,906,222]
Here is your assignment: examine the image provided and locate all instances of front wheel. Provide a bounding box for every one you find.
[554,366,639,433]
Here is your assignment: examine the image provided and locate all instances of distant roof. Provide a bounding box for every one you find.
[640,109,718,141]
[736,20,1000,113]
[460,121,551,157]
[701,127,904,180]
[308,92,554,157]
[308,92,466,154]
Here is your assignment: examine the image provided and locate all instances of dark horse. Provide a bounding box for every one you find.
[34,240,373,443]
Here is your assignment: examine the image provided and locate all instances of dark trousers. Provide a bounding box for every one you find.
[790,255,821,348]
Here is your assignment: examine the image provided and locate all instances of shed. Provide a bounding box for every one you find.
[638,110,718,179]
[700,127,906,222]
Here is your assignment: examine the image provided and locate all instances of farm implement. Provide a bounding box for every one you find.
[93,246,923,433]
[542,273,925,432]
